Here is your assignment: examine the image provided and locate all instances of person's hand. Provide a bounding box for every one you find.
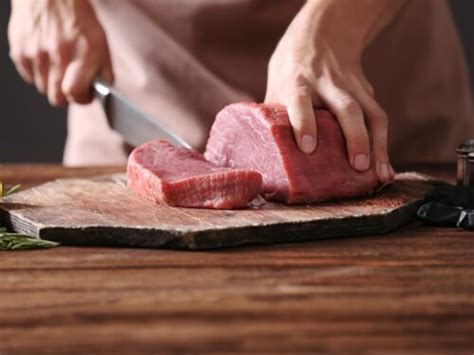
[265,0,406,183]
[8,0,113,107]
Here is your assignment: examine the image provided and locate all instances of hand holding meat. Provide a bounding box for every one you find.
[8,0,113,106]
[265,0,407,183]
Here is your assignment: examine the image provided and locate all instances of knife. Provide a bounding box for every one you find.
[93,80,191,149]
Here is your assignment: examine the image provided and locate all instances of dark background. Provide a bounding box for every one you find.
[0,1,473,163]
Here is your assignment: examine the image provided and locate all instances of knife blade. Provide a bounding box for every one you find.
[93,80,191,149]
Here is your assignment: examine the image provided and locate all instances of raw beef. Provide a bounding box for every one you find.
[127,140,262,209]
[205,103,379,204]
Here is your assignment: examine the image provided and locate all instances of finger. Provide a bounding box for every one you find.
[263,86,278,104]
[17,57,34,84]
[32,50,49,94]
[287,85,317,154]
[357,90,391,183]
[319,84,370,171]
[389,164,396,179]
[62,55,99,104]
[47,64,67,107]
[10,50,34,83]
[47,43,70,107]
[357,68,375,97]
[8,21,34,83]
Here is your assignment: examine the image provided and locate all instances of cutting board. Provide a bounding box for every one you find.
[0,172,433,249]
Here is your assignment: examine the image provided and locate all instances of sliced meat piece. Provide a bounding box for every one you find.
[205,103,379,204]
[127,140,262,209]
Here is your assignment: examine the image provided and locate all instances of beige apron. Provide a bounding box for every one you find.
[64,0,473,166]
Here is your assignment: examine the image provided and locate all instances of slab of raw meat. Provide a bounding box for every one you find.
[127,140,262,209]
[205,103,379,204]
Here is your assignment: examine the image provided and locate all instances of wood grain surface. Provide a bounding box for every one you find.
[0,164,473,355]
[0,171,433,249]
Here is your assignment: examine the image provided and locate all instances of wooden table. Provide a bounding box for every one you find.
[0,164,473,354]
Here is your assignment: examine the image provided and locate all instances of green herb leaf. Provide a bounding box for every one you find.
[0,231,59,250]
[0,180,58,250]
[0,178,21,197]
[4,184,21,196]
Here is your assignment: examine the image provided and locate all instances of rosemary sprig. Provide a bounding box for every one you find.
[0,179,60,250]
[0,178,21,198]
[0,227,59,250]
[4,184,21,196]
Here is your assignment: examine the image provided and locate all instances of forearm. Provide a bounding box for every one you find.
[297,0,408,57]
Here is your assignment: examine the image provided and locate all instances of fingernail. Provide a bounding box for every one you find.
[378,163,390,182]
[353,154,369,171]
[301,134,315,154]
